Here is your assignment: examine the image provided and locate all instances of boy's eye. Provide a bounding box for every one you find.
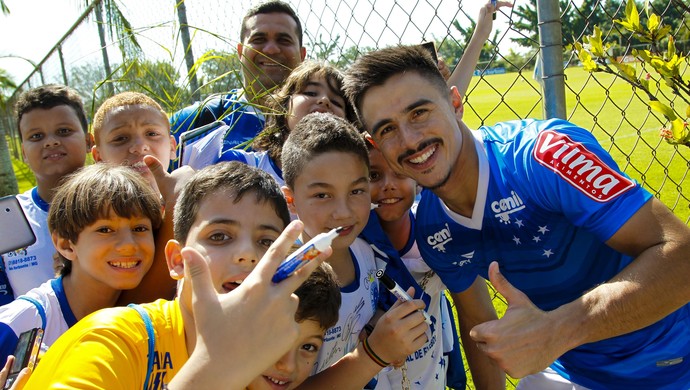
[27,133,43,141]
[314,193,330,199]
[209,232,231,242]
[351,188,367,196]
[133,225,150,233]
[301,343,319,353]
[96,227,114,233]
[111,135,128,143]
[369,171,381,182]
[258,238,276,248]
[57,127,73,136]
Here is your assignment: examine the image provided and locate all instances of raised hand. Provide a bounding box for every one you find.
[169,220,332,389]
[367,287,429,366]
[469,262,570,378]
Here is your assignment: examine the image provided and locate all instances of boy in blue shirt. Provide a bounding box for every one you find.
[281,113,431,388]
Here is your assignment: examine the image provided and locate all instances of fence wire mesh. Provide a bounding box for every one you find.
[1,1,689,388]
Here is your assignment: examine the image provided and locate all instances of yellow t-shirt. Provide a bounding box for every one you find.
[26,299,188,390]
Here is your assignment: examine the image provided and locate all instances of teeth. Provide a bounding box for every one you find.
[267,377,288,385]
[409,146,436,164]
[379,198,399,204]
[109,261,139,269]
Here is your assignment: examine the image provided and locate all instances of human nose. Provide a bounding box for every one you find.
[43,134,60,148]
[274,349,297,374]
[116,230,137,255]
[231,237,259,270]
[129,136,150,155]
[317,95,332,109]
[261,39,280,55]
[398,122,424,151]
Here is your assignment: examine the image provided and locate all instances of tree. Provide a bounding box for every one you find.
[0,69,18,197]
[113,58,191,112]
[195,49,242,100]
[511,0,590,49]
[573,0,690,147]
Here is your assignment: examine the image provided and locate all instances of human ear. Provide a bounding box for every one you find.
[165,240,185,280]
[281,186,297,215]
[450,86,464,120]
[92,144,103,162]
[53,232,77,261]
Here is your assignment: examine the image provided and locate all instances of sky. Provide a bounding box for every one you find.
[0,0,515,86]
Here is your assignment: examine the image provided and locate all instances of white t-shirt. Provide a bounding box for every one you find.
[312,238,380,374]
[1,188,56,298]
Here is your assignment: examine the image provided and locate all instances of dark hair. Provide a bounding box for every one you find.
[174,161,290,244]
[343,45,448,128]
[253,60,356,163]
[281,112,369,188]
[240,0,303,47]
[294,262,341,329]
[15,84,88,136]
[48,164,163,276]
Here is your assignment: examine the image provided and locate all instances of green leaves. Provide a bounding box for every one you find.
[574,0,689,148]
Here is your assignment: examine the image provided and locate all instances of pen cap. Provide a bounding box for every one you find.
[375,269,396,290]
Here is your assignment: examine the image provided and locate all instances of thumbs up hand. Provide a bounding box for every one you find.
[469,261,571,379]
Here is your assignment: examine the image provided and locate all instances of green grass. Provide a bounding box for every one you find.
[12,155,35,193]
[464,67,690,224]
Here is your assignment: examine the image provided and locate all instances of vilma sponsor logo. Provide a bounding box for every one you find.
[491,191,525,224]
[427,223,452,253]
[534,130,634,202]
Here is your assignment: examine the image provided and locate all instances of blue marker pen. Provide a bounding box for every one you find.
[375,269,432,325]
[272,227,343,283]
[492,0,497,20]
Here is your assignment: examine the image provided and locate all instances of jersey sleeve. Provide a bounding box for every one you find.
[0,299,43,365]
[25,308,148,390]
[506,119,652,242]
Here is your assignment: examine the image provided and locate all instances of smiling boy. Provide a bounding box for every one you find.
[1,85,93,302]
[281,113,430,389]
[26,162,331,389]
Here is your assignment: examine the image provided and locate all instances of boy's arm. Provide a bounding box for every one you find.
[297,291,428,390]
[451,276,505,390]
[470,198,690,378]
[169,221,332,389]
[447,1,513,96]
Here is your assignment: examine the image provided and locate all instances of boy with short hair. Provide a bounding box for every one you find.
[25,161,332,389]
[247,262,341,390]
[91,91,177,195]
[0,163,162,365]
[1,84,93,302]
[91,91,181,303]
[280,112,429,388]
[365,140,466,389]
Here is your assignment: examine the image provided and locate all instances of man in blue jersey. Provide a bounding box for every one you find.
[343,45,690,389]
[170,0,306,169]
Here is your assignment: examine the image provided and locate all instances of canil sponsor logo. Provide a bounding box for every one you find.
[491,191,525,224]
[427,223,452,252]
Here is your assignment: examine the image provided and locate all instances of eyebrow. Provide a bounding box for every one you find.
[204,217,282,234]
[306,175,369,189]
[370,98,433,135]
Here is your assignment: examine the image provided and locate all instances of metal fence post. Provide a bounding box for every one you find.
[537,0,566,119]
[176,0,200,102]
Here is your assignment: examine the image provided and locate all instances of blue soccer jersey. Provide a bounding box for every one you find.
[415,119,690,389]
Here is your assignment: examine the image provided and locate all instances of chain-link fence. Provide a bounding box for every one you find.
[0,0,688,388]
